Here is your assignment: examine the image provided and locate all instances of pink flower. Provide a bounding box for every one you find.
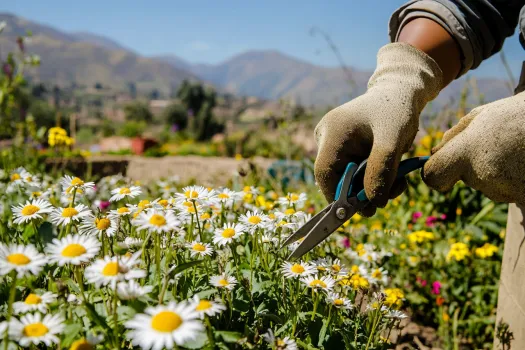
[432,281,442,295]
[440,214,447,220]
[416,276,427,287]
[99,200,111,211]
[425,216,438,227]
[412,212,423,222]
[341,236,350,248]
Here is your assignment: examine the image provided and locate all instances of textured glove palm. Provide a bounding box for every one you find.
[314,43,443,212]
[423,92,525,206]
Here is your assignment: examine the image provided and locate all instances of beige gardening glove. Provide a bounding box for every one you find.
[423,92,525,206]
[314,43,443,213]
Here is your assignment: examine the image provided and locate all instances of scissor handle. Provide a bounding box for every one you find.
[334,156,429,202]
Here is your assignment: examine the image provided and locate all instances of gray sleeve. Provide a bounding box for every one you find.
[389,0,525,78]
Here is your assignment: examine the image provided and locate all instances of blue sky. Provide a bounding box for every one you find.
[1,0,523,78]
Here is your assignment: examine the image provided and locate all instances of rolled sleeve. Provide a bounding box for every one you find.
[390,1,523,78]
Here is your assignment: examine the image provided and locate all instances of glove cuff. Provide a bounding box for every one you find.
[368,42,444,113]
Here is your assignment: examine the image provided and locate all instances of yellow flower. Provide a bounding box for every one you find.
[339,274,369,290]
[447,242,470,262]
[442,312,450,323]
[407,230,434,244]
[235,154,243,160]
[370,221,382,231]
[384,288,404,309]
[352,214,362,223]
[475,243,498,259]
[456,208,462,216]
[399,243,407,250]
[500,230,506,239]
[420,135,433,149]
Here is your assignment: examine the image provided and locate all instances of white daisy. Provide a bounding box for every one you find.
[214,188,242,206]
[46,234,100,266]
[125,301,204,349]
[260,233,279,245]
[281,261,316,279]
[186,241,214,258]
[213,223,245,247]
[69,333,104,350]
[263,329,298,350]
[109,206,133,219]
[191,295,226,319]
[26,189,51,200]
[9,313,64,347]
[80,215,118,236]
[210,274,237,291]
[85,251,146,288]
[326,293,353,310]
[109,186,142,202]
[9,167,38,187]
[13,292,57,314]
[368,267,389,285]
[239,210,268,231]
[174,185,210,205]
[118,237,144,249]
[0,244,47,277]
[60,175,95,195]
[386,309,409,319]
[134,209,180,233]
[301,275,336,292]
[49,204,91,227]
[117,280,153,300]
[278,192,307,208]
[328,258,348,276]
[11,199,53,224]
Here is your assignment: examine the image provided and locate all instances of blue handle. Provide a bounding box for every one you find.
[356,156,429,201]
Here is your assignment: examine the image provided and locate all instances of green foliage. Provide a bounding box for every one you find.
[28,100,56,129]
[123,101,153,123]
[162,102,188,130]
[119,121,146,138]
[76,127,96,144]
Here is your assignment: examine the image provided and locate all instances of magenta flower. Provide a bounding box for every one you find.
[416,276,427,287]
[99,200,111,211]
[425,216,438,227]
[341,236,350,248]
[412,212,423,222]
[432,281,442,295]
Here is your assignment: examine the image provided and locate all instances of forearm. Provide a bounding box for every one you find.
[398,18,460,87]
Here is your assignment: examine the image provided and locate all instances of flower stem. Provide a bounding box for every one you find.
[311,292,320,321]
[192,202,203,242]
[113,286,120,350]
[4,272,17,350]
[204,315,215,348]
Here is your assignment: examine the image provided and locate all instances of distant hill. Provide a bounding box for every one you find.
[0,12,513,107]
[0,13,195,94]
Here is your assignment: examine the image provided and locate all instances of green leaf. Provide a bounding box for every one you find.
[83,302,111,332]
[170,260,203,276]
[216,331,243,343]
[318,318,329,347]
[233,298,250,313]
[61,323,82,347]
[196,289,216,299]
[182,332,208,349]
[117,305,137,321]
[38,222,54,244]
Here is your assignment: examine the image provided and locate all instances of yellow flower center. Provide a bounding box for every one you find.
[200,213,211,220]
[192,243,206,252]
[23,322,49,337]
[61,243,87,258]
[332,264,341,272]
[117,207,129,214]
[24,293,42,305]
[21,204,40,216]
[284,208,295,215]
[277,339,285,346]
[196,300,212,311]
[185,190,199,199]
[218,193,230,199]
[102,262,119,276]
[62,207,79,218]
[248,216,261,225]
[95,218,111,230]
[372,269,382,279]
[290,194,300,201]
[221,228,236,238]
[149,214,166,227]
[10,173,21,181]
[183,201,193,207]
[290,264,305,274]
[7,253,31,265]
[309,279,327,288]
[119,188,131,195]
[151,311,183,332]
[334,299,344,306]
[70,338,93,350]
[158,199,168,208]
[218,278,229,286]
[71,177,84,186]
[138,200,150,208]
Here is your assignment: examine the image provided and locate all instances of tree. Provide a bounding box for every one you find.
[127,82,137,99]
[162,103,188,130]
[124,101,153,123]
[28,100,56,130]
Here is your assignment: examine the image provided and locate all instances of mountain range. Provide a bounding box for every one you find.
[0,12,513,107]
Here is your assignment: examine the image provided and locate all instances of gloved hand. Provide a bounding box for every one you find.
[423,92,525,206]
[314,43,443,213]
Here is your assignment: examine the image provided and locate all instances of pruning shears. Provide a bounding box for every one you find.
[281,156,429,259]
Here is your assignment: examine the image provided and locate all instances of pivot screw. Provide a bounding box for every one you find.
[336,207,346,220]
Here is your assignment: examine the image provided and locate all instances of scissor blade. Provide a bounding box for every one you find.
[281,204,332,248]
[287,204,357,260]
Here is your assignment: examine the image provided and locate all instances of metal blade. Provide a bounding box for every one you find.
[281,203,332,248]
[287,203,357,260]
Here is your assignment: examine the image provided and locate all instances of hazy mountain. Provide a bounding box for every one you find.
[0,13,195,94]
